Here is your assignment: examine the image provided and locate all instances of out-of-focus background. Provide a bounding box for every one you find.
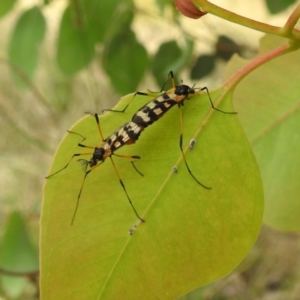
[0,0,299,299]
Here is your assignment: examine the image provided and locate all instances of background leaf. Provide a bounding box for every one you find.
[56,4,95,75]
[265,0,297,14]
[0,212,39,298]
[224,34,300,231]
[0,0,17,19]
[41,88,263,299]
[191,54,216,80]
[102,28,148,95]
[151,40,181,86]
[81,0,133,44]
[8,6,46,86]
[215,35,242,61]
[56,0,135,77]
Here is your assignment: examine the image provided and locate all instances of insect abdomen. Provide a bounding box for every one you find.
[132,94,177,128]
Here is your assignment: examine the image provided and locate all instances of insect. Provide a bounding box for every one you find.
[189,138,196,150]
[128,224,138,236]
[46,113,145,224]
[104,71,237,189]
[172,166,178,174]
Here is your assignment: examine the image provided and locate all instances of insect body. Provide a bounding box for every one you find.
[131,87,191,128]
[102,120,144,154]
[189,138,196,150]
[130,84,212,188]
[104,71,236,189]
[131,72,236,188]
[131,73,236,128]
[46,113,145,224]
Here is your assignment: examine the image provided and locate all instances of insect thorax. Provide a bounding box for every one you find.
[175,84,195,97]
[90,147,107,166]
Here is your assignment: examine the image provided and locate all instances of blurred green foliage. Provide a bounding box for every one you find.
[0,212,38,299]
[8,6,46,87]
[265,0,297,14]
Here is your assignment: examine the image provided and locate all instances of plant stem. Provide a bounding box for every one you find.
[281,4,300,36]
[193,0,300,39]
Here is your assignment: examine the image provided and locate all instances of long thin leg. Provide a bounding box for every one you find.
[47,112,105,178]
[94,113,106,140]
[113,153,144,176]
[71,154,145,225]
[146,71,176,94]
[85,112,106,140]
[165,71,237,115]
[71,161,104,225]
[199,87,237,114]
[45,152,93,178]
[109,156,145,222]
[67,130,86,142]
[160,70,176,92]
[48,111,144,223]
[103,70,176,114]
[178,106,211,189]
[102,91,157,114]
[131,161,143,177]
[70,153,144,224]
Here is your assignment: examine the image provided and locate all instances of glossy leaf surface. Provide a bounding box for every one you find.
[225,35,300,231]
[41,88,263,299]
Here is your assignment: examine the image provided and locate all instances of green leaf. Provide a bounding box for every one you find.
[0,0,17,18]
[56,5,95,75]
[56,0,135,76]
[265,0,297,14]
[102,28,148,95]
[8,6,46,86]
[41,87,263,299]
[152,40,193,86]
[0,211,39,298]
[224,34,300,231]
[82,0,134,43]
[216,35,242,61]
[191,54,216,80]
